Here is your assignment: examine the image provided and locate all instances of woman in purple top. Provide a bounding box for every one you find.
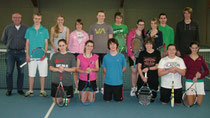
[183,42,209,106]
[76,40,99,103]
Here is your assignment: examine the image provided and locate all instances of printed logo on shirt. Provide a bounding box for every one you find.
[56,58,68,63]
[56,64,69,68]
[143,57,156,67]
[164,62,180,68]
[95,28,106,34]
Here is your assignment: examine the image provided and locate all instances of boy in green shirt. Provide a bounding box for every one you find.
[111,12,128,56]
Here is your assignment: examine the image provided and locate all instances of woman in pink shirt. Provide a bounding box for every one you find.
[68,19,89,93]
[183,42,209,106]
[127,19,146,96]
[77,40,99,103]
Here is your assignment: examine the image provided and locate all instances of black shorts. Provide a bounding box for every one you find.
[78,79,97,91]
[128,57,138,67]
[51,83,73,98]
[160,87,182,104]
[103,84,124,102]
[73,53,80,60]
[95,53,106,67]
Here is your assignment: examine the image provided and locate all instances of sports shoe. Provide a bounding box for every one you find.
[6,91,12,96]
[18,90,25,95]
[96,87,99,93]
[74,88,79,94]
[130,87,137,96]
[100,88,104,94]
[25,91,34,97]
[40,91,48,97]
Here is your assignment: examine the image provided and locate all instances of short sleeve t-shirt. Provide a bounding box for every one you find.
[77,54,99,81]
[50,52,76,86]
[111,24,128,51]
[158,56,186,89]
[25,25,49,57]
[89,23,113,53]
[102,53,126,86]
[137,50,161,80]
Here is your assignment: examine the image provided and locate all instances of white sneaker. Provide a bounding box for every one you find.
[96,87,99,93]
[74,88,79,94]
[130,87,137,96]
[100,88,104,94]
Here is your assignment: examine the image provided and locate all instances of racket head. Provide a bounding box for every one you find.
[80,81,95,106]
[132,38,142,57]
[137,84,152,106]
[182,88,197,107]
[30,47,46,61]
[55,85,67,107]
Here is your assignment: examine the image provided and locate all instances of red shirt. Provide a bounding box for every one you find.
[183,55,209,80]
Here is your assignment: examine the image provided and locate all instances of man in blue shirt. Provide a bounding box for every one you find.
[102,38,126,102]
[24,13,49,97]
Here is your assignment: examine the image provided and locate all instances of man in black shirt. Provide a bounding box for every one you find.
[2,13,28,96]
[175,7,199,58]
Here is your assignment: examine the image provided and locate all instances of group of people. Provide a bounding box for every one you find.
[2,7,209,106]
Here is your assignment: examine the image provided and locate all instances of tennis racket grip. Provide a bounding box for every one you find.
[133,60,136,68]
[20,62,27,68]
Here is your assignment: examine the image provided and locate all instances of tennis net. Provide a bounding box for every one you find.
[0,49,209,91]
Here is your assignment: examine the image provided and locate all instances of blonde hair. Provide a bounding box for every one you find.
[151,18,158,25]
[183,7,193,14]
[53,15,65,38]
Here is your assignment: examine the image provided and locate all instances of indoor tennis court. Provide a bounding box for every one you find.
[0,0,210,118]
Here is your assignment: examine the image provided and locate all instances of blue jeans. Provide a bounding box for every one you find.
[5,49,25,91]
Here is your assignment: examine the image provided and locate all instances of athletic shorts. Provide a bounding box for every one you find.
[103,84,124,102]
[51,83,73,98]
[28,58,48,77]
[78,79,97,91]
[160,87,182,104]
[185,82,205,95]
[128,57,138,67]
[73,53,80,60]
[95,53,106,67]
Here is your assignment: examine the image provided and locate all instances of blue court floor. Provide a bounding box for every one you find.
[0,90,209,118]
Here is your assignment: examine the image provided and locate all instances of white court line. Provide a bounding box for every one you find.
[44,102,55,118]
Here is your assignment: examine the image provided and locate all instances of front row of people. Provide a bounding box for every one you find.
[47,37,209,106]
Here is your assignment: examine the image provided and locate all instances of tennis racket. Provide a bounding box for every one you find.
[182,82,197,107]
[137,72,152,106]
[171,74,175,108]
[55,73,67,107]
[160,43,167,57]
[132,38,142,58]
[80,72,95,106]
[20,47,46,68]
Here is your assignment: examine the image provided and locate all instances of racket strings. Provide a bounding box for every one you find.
[55,88,66,106]
[31,48,45,59]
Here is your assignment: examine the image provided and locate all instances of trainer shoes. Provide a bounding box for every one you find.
[74,88,79,94]
[6,91,12,96]
[25,91,34,97]
[40,91,48,97]
[130,87,137,96]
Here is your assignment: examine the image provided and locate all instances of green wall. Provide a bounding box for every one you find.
[0,0,208,46]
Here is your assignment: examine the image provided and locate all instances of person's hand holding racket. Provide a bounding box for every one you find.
[142,72,148,82]
[58,66,65,73]
[130,56,136,68]
[195,72,201,79]
[20,47,46,68]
